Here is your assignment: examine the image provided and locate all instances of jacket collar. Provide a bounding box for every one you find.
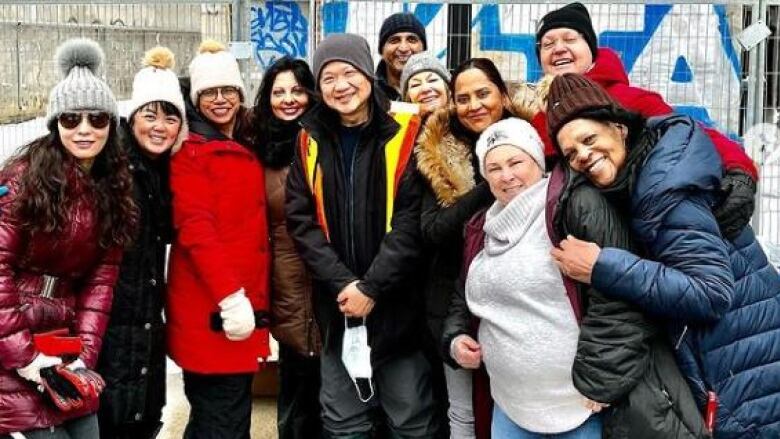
[301,89,397,146]
[415,85,539,207]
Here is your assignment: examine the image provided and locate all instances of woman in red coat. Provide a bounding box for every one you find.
[167,40,270,439]
[0,38,137,438]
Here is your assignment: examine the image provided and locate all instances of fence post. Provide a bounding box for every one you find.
[752,0,768,232]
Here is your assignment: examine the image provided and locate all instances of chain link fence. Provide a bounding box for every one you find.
[0,0,778,248]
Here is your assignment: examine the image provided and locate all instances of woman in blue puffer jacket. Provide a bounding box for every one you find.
[546,73,780,438]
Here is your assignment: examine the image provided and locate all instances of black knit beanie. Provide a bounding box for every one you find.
[378,12,427,53]
[535,3,598,62]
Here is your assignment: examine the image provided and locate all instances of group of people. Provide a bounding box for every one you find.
[0,2,778,439]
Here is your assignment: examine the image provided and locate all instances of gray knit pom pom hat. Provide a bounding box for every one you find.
[46,38,118,127]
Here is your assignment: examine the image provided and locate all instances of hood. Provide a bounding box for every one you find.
[631,114,722,242]
[586,48,630,90]
[415,83,540,207]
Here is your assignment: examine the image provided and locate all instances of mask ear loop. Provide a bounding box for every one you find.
[343,316,372,402]
[354,378,374,403]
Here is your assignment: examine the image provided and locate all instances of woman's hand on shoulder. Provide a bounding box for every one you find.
[451,334,481,369]
[551,235,601,284]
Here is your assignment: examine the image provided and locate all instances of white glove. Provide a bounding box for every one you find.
[16,352,62,384]
[219,288,255,341]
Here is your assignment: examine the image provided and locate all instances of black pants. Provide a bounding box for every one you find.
[99,420,162,439]
[278,344,322,439]
[182,370,253,439]
[319,349,439,438]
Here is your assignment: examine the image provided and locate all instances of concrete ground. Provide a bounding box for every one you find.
[159,371,278,439]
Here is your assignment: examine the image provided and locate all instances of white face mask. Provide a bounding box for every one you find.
[341,316,374,402]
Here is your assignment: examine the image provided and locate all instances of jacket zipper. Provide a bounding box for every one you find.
[348,149,357,269]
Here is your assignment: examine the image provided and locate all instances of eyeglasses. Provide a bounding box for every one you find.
[58,112,111,130]
[200,86,240,102]
[538,33,585,52]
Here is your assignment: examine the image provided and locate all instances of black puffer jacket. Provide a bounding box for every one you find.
[442,165,708,438]
[285,93,425,366]
[96,120,171,434]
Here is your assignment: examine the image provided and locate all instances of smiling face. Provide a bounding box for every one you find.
[131,103,182,157]
[270,70,310,121]
[58,113,110,165]
[198,86,241,137]
[539,27,594,76]
[454,68,507,134]
[319,61,372,126]
[406,71,449,116]
[556,118,628,187]
[484,145,544,206]
[382,32,424,78]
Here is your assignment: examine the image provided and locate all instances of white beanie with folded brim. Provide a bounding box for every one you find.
[126,46,188,154]
[188,40,246,106]
[476,117,545,177]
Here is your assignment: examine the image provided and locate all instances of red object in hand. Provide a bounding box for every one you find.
[705,391,718,433]
[33,328,82,357]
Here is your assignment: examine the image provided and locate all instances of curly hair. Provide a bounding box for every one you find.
[4,120,139,249]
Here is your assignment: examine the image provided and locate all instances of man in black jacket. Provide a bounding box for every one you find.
[375,12,427,101]
[286,33,439,438]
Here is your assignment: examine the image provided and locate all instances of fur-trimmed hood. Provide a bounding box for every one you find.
[415,84,539,207]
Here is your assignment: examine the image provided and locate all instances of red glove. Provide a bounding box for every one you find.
[39,365,83,412]
[39,365,105,412]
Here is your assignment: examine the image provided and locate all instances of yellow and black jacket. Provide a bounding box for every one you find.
[285,92,425,366]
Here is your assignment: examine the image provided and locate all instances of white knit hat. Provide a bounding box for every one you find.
[126,46,188,153]
[188,40,246,106]
[127,46,186,120]
[476,118,545,177]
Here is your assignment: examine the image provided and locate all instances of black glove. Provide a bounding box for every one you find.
[713,169,756,241]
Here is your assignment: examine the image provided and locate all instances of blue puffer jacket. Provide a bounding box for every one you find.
[592,115,780,438]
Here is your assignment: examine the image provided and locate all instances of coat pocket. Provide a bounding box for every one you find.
[604,337,710,439]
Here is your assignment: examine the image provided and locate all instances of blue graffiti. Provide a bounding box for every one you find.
[316,2,741,132]
[322,2,441,35]
[250,1,308,69]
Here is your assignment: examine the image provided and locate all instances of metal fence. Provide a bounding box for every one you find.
[1,0,779,247]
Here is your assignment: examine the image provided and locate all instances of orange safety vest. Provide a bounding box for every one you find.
[297,112,420,241]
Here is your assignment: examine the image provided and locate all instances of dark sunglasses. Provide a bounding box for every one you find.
[58,112,111,130]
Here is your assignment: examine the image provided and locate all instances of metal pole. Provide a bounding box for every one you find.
[16,21,22,111]
[308,0,316,66]
[752,0,768,232]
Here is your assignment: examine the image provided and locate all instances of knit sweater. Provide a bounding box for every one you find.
[465,177,591,434]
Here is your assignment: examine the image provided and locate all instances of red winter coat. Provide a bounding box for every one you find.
[0,162,121,434]
[533,47,758,179]
[168,130,270,374]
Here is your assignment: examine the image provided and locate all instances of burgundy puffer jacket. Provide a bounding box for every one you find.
[0,162,122,434]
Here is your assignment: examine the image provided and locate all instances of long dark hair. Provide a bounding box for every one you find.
[247,57,316,167]
[4,119,138,249]
[449,58,512,143]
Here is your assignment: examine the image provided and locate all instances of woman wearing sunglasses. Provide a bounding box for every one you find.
[167,40,270,438]
[0,38,137,439]
[95,46,187,439]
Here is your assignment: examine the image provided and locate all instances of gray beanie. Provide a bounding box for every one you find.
[312,34,375,88]
[400,52,451,98]
[46,38,118,127]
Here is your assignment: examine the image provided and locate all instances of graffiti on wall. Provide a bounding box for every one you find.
[252,1,743,133]
[249,1,308,69]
